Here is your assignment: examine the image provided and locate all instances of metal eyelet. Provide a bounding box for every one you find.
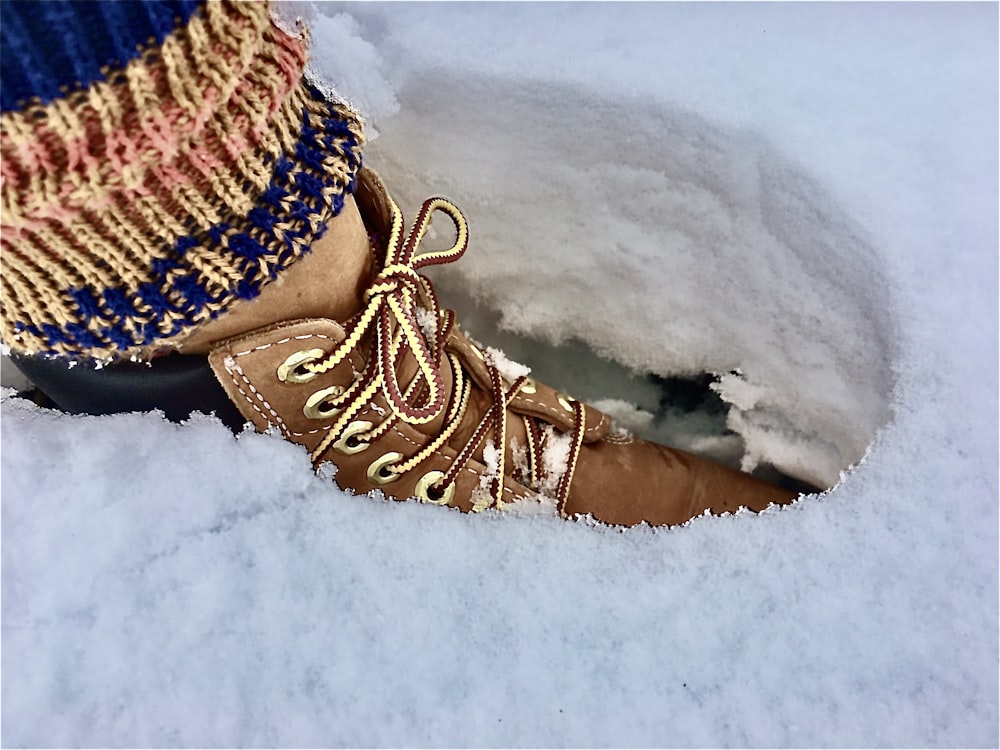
[414,470,455,506]
[556,391,576,412]
[277,348,326,384]
[303,385,345,420]
[333,420,373,455]
[519,377,537,395]
[367,451,404,486]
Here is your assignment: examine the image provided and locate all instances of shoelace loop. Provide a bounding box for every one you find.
[306,195,466,425]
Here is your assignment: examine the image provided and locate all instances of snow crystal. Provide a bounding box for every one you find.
[484,345,531,383]
[315,460,337,482]
[2,4,996,748]
[481,439,500,480]
[508,435,530,481]
[536,424,572,498]
[413,305,438,343]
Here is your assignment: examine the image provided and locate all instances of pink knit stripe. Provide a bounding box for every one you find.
[5,88,309,231]
[1,2,309,229]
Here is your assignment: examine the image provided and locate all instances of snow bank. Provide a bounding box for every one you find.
[2,3,996,747]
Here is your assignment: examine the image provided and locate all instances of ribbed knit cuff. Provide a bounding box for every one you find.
[1,1,365,360]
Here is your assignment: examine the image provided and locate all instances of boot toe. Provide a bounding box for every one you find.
[562,435,799,527]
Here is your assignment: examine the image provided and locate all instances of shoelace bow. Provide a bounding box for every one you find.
[304,194,586,511]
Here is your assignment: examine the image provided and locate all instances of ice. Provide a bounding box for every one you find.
[2,3,996,747]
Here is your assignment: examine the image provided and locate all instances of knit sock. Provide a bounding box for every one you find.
[0,0,365,361]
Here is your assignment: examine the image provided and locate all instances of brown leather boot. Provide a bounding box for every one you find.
[184,169,797,527]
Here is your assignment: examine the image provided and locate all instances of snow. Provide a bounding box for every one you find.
[484,345,531,383]
[537,424,573,499]
[2,3,997,747]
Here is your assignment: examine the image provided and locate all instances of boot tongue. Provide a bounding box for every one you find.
[176,194,373,355]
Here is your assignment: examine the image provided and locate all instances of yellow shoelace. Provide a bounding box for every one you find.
[305,194,586,511]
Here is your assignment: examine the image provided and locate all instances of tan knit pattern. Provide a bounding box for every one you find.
[0,0,366,359]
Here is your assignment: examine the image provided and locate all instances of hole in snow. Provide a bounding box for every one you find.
[420,290,815,494]
[369,73,898,491]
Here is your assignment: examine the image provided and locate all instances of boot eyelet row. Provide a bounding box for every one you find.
[303,385,345,420]
[519,378,537,395]
[333,420,373,455]
[367,451,404,486]
[415,470,455,506]
[556,391,577,412]
[277,348,326,384]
